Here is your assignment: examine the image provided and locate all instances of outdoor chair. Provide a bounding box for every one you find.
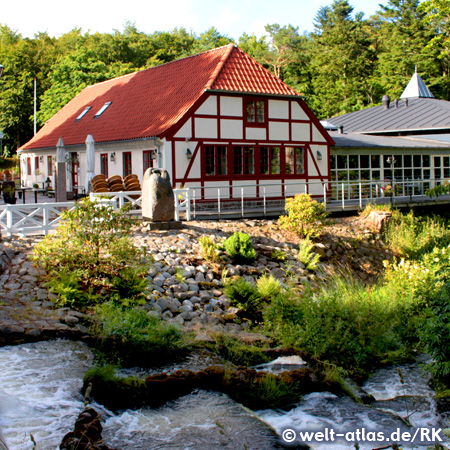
[124,174,138,184]
[92,174,106,184]
[125,181,141,191]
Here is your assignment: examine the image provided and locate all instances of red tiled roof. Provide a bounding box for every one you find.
[20,44,301,151]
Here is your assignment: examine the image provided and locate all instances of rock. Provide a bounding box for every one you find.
[64,315,79,327]
[366,210,392,233]
[156,298,169,312]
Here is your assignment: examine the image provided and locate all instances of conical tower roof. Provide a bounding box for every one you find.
[400,66,434,99]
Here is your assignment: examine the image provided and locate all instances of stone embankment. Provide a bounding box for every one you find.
[0,237,88,345]
[0,216,394,345]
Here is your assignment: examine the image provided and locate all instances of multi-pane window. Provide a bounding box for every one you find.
[205,146,228,176]
[143,151,154,174]
[100,154,109,178]
[260,146,280,175]
[122,152,132,178]
[233,146,255,175]
[285,147,304,175]
[47,155,53,176]
[246,99,265,124]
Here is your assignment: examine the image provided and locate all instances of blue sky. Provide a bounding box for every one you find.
[4,0,384,40]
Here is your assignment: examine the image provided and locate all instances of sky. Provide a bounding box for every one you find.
[3,0,384,41]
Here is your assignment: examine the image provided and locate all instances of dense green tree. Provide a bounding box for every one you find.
[370,0,441,99]
[419,0,450,98]
[0,27,60,150]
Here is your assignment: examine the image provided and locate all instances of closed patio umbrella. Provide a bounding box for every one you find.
[85,134,95,193]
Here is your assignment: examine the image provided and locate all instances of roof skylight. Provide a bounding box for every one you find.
[94,102,112,118]
[75,106,91,121]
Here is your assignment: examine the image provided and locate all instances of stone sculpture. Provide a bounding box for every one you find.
[142,168,175,222]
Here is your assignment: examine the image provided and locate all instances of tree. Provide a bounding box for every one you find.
[0,26,60,151]
[309,0,376,118]
[263,24,301,79]
[419,0,450,98]
[370,0,441,100]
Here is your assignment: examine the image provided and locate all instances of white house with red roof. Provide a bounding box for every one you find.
[18,44,333,202]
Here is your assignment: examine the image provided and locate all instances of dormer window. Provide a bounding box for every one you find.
[94,102,112,118]
[245,98,266,126]
[75,106,91,121]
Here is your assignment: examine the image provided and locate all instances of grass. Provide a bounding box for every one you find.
[90,302,186,362]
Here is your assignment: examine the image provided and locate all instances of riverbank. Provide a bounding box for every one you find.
[0,215,394,346]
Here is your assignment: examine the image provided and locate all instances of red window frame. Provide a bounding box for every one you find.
[245,98,267,127]
[285,146,305,176]
[143,150,154,174]
[122,152,132,178]
[260,146,281,175]
[27,157,32,176]
[205,145,228,177]
[233,146,255,175]
[35,156,39,172]
[47,155,53,176]
[100,153,109,178]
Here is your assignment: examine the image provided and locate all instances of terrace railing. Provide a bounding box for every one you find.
[0,202,75,237]
[0,179,448,236]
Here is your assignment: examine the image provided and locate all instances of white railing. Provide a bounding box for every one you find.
[1,180,447,236]
[89,188,191,221]
[185,178,447,217]
[174,189,191,221]
[0,202,75,237]
[89,191,142,214]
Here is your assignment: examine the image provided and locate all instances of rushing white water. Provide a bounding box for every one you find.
[0,341,448,450]
[257,362,449,450]
[0,340,93,450]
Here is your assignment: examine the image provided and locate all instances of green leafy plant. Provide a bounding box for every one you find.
[256,274,283,300]
[270,249,286,262]
[297,236,321,271]
[278,194,328,238]
[223,232,256,264]
[199,235,222,262]
[31,198,147,308]
[2,185,15,198]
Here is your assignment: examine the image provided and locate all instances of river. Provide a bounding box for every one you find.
[0,341,447,450]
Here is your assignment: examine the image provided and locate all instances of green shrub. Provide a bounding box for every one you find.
[31,198,147,308]
[297,236,321,271]
[224,277,259,312]
[278,194,328,238]
[420,282,450,383]
[223,232,256,264]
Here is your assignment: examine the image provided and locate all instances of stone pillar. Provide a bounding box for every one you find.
[56,137,67,203]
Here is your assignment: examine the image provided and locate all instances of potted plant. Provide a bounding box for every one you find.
[2,184,16,204]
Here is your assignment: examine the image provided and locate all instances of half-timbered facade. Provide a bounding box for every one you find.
[18,44,333,200]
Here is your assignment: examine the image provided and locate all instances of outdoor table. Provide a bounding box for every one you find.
[33,188,47,203]
[15,187,31,204]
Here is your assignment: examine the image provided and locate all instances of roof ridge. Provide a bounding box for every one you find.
[84,44,235,90]
[204,43,235,90]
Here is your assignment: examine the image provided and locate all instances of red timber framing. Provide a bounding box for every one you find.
[168,92,332,200]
